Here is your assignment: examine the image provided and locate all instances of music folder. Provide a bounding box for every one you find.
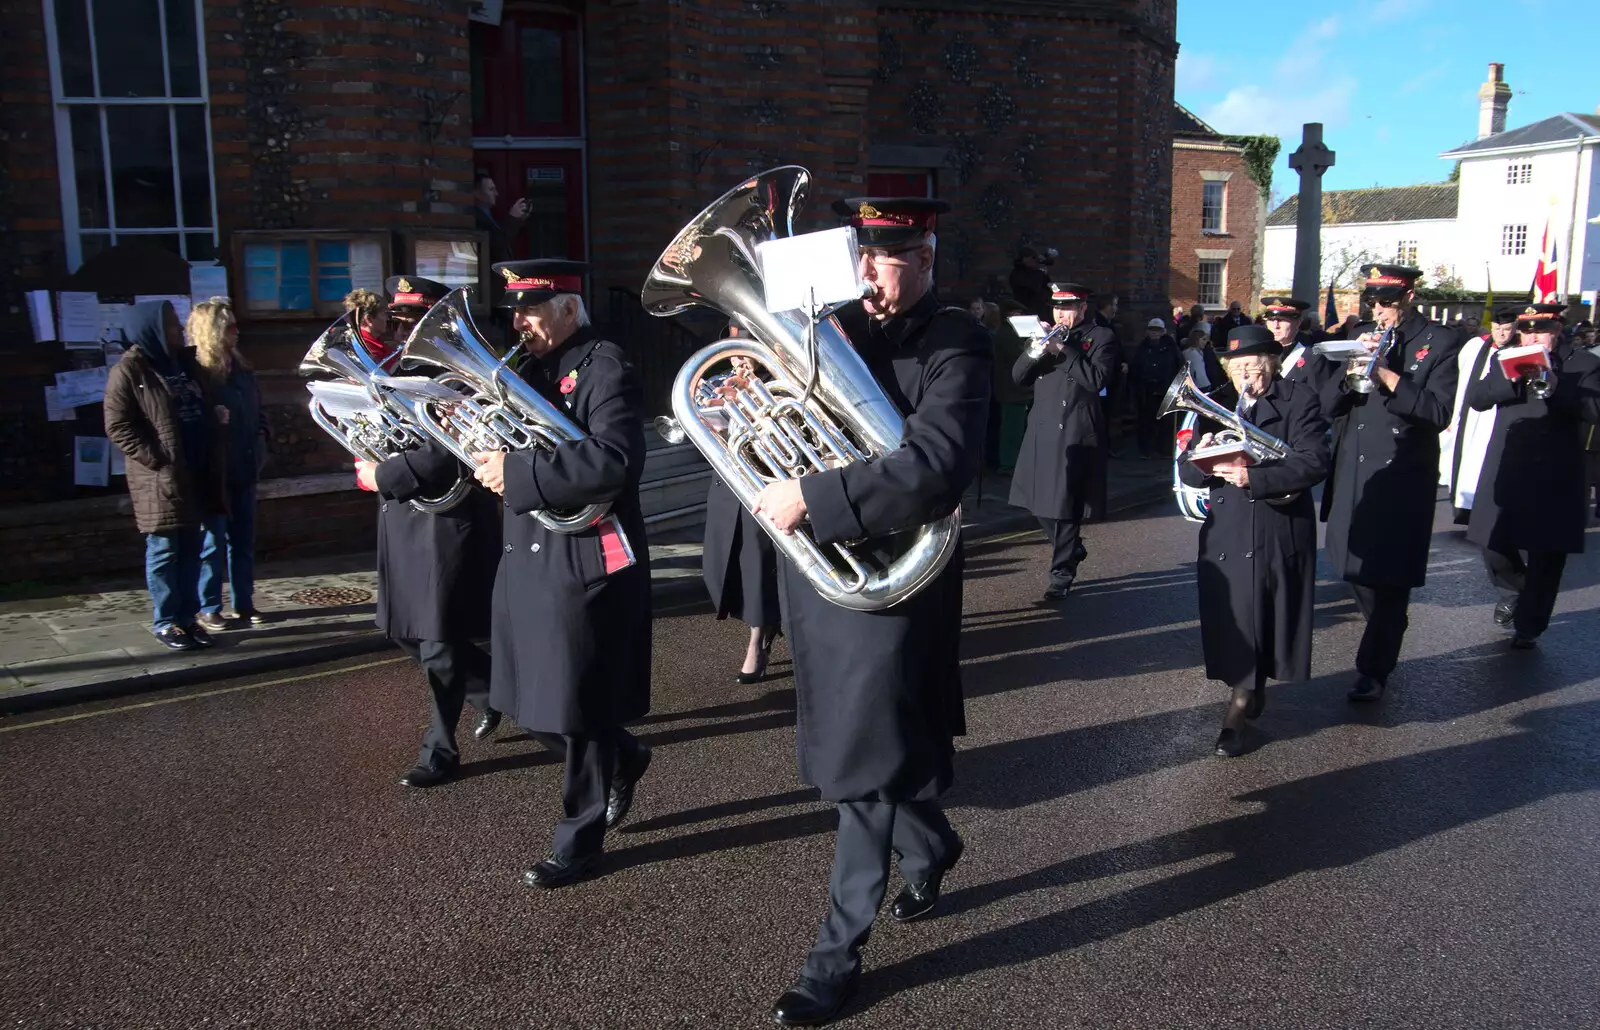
[1186,440,1256,476]
[1495,343,1550,380]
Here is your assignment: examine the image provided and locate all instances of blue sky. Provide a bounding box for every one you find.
[1175,0,1592,205]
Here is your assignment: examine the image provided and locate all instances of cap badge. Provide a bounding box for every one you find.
[858,203,882,219]
[1370,266,1382,278]
[396,278,411,293]
[1525,306,1537,314]
[501,267,520,283]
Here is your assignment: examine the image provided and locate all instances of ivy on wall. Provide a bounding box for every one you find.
[1221,134,1280,201]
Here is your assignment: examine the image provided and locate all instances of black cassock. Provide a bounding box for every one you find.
[1464,341,1600,556]
[788,294,992,803]
[373,442,500,642]
[1179,379,1330,685]
[1008,320,1118,519]
[1319,312,1462,588]
[490,327,652,734]
[701,476,780,627]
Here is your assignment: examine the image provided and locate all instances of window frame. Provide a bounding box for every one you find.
[471,9,583,139]
[41,0,220,271]
[231,230,394,321]
[1200,180,1226,234]
[1196,258,1226,307]
[1397,240,1419,265]
[1500,223,1528,257]
[1506,161,1533,185]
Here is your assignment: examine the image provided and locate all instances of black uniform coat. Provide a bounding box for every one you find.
[701,475,780,626]
[1009,320,1118,518]
[789,293,992,803]
[489,327,652,734]
[1318,312,1462,588]
[1464,341,1600,555]
[373,442,501,641]
[1179,379,1331,684]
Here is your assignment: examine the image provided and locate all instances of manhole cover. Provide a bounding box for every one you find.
[290,586,373,606]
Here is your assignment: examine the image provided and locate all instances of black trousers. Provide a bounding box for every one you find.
[530,727,642,860]
[801,799,961,984]
[1347,584,1411,682]
[1037,516,1087,588]
[1135,392,1171,456]
[1483,548,1568,638]
[395,638,492,766]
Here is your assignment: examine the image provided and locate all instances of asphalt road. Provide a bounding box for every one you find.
[3,500,1598,1030]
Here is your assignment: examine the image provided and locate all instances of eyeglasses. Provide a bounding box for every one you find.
[860,242,924,264]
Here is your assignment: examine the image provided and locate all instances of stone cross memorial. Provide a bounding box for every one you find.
[1288,122,1336,307]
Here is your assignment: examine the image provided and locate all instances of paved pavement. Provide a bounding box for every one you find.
[0,459,1175,712]
[3,499,1596,1029]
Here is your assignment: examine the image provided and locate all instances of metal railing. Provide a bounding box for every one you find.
[601,286,727,421]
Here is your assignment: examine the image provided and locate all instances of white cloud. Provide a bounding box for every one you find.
[1199,75,1360,141]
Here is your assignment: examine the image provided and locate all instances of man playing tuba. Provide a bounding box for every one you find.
[750,196,992,1027]
[468,260,654,889]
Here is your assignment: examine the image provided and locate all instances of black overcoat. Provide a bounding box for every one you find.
[373,442,501,642]
[1179,379,1330,684]
[489,327,652,734]
[1318,312,1462,588]
[701,476,780,627]
[788,293,992,803]
[1009,320,1117,518]
[1465,341,1600,555]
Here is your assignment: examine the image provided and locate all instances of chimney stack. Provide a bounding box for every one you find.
[1477,63,1511,139]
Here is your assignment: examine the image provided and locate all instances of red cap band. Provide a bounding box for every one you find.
[390,292,426,307]
[505,274,583,293]
[1051,290,1086,302]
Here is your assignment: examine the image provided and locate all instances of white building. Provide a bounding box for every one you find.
[1263,184,1458,292]
[1262,64,1600,315]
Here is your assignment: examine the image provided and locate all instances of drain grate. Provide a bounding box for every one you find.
[289,586,373,607]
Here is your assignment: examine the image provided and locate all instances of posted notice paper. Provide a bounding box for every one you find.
[73,436,110,488]
[55,365,109,408]
[57,291,102,346]
[27,291,55,343]
[44,385,75,422]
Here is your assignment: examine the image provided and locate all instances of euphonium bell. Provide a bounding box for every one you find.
[299,313,472,515]
[641,165,959,611]
[383,288,612,535]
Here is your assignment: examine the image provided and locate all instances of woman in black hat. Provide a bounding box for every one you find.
[1178,325,1331,756]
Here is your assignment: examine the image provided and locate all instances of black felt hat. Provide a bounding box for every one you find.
[385,275,450,312]
[491,259,588,308]
[830,196,950,247]
[1491,306,1523,324]
[1221,325,1282,358]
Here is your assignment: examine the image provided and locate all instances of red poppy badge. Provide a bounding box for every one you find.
[560,370,579,394]
[1414,346,1430,362]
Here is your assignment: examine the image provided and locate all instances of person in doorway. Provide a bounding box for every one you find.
[103,300,227,651]
[474,169,532,265]
[190,299,270,631]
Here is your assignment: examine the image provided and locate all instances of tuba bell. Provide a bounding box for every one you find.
[641,166,959,611]
[381,287,612,535]
[1158,368,1290,463]
[299,313,472,515]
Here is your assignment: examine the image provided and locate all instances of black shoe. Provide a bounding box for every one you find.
[1347,675,1385,703]
[1074,542,1089,565]
[1493,599,1517,627]
[736,652,770,685]
[399,758,459,789]
[1246,687,1266,720]
[522,852,600,889]
[606,744,652,829]
[1213,727,1247,757]
[891,837,964,922]
[1511,633,1537,650]
[152,625,197,651]
[771,973,858,1027]
[185,623,215,648]
[1040,582,1072,602]
[473,708,502,741]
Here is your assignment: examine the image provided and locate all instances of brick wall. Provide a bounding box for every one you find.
[1169,141,1263,313]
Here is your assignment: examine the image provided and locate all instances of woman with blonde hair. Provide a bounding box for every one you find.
[343,287,401,371]
[190,298,270,629]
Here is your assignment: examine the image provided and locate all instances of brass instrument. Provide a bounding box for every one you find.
[1344,324,1397,394]
[299,314,472,515]
[383,288,613,535]
[1024,319,1074,359]
[1158,368,1290,464]
[641,165,959,611]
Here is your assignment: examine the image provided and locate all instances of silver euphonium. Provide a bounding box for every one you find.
[299,313,472,514]
[383,287,611,535]
[641,165,959,611]
[1158,368,1290,462]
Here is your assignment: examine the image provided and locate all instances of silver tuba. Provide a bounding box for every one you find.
[382,287,611,535]
[299,313,472,515]
[641,166,959,611]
